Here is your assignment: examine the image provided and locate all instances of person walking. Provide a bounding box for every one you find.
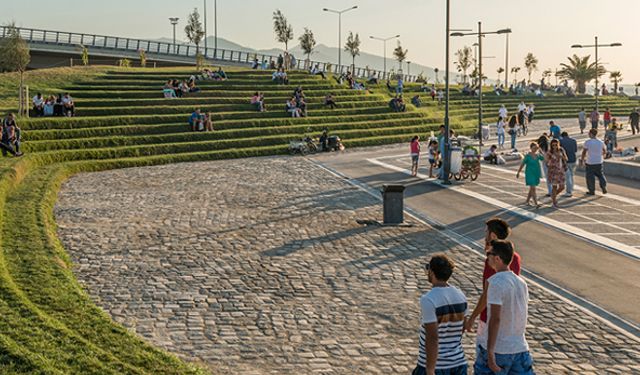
[464,218,522,339]
[473,240,535,375]
[537,134,552,197]
[508,115,518,150]
[590,107,600,130]
[560,132,578,197]
[516,142,544,208]
[410,135,421,177]
[578,107,586,134]
[413,254,468,375]
[548,121,561,140]
[545,139,568,208]
[629,107,640,135]
[496,116,506,149]
[498,105,508,120]
[603,107,612,128]
[580,128,607,195]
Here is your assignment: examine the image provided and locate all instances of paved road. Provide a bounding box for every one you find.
[55,157,639,374]
[311,123,640,330]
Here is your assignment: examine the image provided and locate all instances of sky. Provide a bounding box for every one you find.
[6,0,640,83]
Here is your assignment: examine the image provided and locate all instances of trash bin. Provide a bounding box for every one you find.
[381,185,405,225]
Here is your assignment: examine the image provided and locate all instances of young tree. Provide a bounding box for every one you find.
[393,41,408,71]
[557,54,605,94]
[79,45,89,66]
[185,8,205,54]
[454,46,472,84]
[344,31,360,72]
[524,53,539,84]
[0,23,31,116]
[298,28,316,66]
[609,71,622,94]
[510,66,521,83]
[542,69,552,85]
[273,9,293,51]
[139,49,147,68]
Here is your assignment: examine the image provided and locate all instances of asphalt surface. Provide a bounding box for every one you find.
[311,118,640,331]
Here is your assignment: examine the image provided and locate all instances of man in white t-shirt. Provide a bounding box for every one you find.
[474,240,534,375]
[32,93,44,117]
[580,128,607,195]
[517,101,526,113]
[413,254,468,375]
[498,105,508,121]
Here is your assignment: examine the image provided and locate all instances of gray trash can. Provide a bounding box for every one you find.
[382,185,405,225]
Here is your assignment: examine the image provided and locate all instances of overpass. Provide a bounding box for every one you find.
[1,25,419,81]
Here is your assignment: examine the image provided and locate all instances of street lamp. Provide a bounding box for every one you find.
[214,0,218,58]
[407,61,411,77]
[504,33,510,88]
[323,6,358,73]
[452,22,511,150]
[203,0,208,55]
[370,34,400,80]
[571,37,622,112]
[169,17,179,54]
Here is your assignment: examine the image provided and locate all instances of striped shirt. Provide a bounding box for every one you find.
[417,286,467,369]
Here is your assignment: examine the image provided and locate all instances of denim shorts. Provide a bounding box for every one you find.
[411,154,420,164]
[474,345,534,375]
[412,364,468,375]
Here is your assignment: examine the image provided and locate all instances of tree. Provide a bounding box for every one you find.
[393,41,408,71]
[273,9,293,51]
[557,54,606,94]
[79,45,89,66]
[524,53,538,83]
[139,49,147,68]
[434,67,439,84]
[496,67,505,84]
[298,28,316,66]
[542,69,552,85]
[609,71,622,94]
[510,66,521,83]
[0,23,31,116]
[184,8,205,54]
[344,31,360,72]
[454,46,472,84]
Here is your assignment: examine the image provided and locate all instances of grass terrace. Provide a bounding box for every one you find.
[0,65,639,373]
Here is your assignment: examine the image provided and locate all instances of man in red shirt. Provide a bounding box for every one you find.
[464,218,521,336]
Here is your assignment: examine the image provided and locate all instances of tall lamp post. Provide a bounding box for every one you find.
[323,6,358,73]
[203,0,208,55]
[214,0,217,58]
[369,34,400,80]
[571,37,622,112]
[452,23,511,149]
[504,33,510,88]
[169,17,179,54]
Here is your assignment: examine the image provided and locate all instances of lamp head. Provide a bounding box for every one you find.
[352,5,358,9]
[497,28,511,34]
[322,8,329,11]
[610,43,622,47]
[571,44,583,48]
[450,32,464,37]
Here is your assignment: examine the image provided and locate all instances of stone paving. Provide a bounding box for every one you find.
[55,157,640,374]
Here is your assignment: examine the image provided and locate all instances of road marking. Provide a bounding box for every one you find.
[308,158,640,341]
[367,157,640,260]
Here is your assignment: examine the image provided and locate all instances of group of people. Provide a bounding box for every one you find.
[188,108,214,132]
[1,113,23,157]
[389,95,407,112]
[163,78,200,98]
[496,102,535,150]
[285,86,307,117]
[516,123,607,208]
[32,92,75,117]
[414,218,533,375]
[272,68,289,85]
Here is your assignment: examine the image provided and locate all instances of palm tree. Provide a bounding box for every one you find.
[434,68,439,84]
[510,66,521,84]
[454,46,473,84]
[557,54,606,94]
[524,53,538,84]
[609,71,622,94]
[496,67,505,85]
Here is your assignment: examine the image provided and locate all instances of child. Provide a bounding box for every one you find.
[410,135,421,177]
[428,139,439,178]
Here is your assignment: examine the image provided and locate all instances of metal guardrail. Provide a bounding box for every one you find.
[1,25,419,82]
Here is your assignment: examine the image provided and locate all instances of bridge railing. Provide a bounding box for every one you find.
[0,25,420,82]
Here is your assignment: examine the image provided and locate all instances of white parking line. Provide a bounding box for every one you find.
[367,157,640,260]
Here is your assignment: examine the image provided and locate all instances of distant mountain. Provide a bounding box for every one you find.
[152,36,457,81]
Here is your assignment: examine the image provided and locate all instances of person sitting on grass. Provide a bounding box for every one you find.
[293,86,305,102]
[204,112,214,131]
[44,95,55,116]
[163,80,177,98]
[310,64,327,79]
[286,97,302,118]
[251,58,259,69]
[62,93,75,117]
[212,67,227,80]
[389,95,406,112]
[411,95,422,108]
[1,113,23,157]
[189,108,203,131]
[188,79,201,93]
[297,97,308,117]
[251,92,266,112]
[325,93,337,109]
[32,93,44,117]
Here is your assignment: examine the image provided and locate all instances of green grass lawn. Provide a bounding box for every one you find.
[0,65,638,373]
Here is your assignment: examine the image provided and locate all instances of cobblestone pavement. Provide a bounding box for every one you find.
[55,157,640,374]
